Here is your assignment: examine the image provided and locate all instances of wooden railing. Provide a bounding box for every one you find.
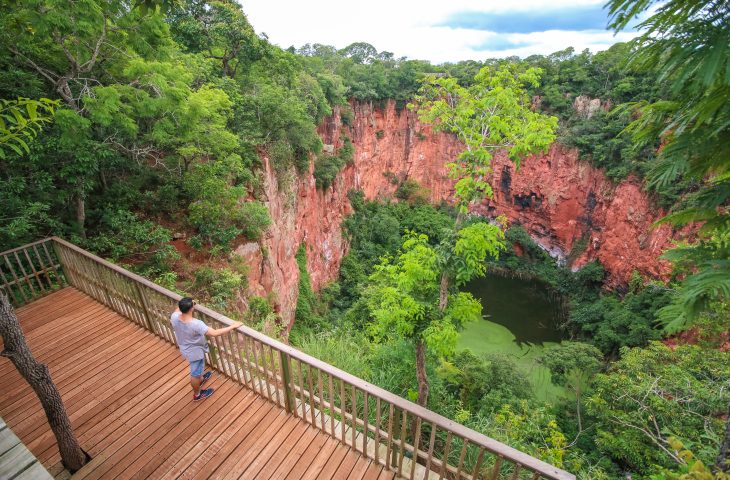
[0,238,65,306]
[0,238,575,480]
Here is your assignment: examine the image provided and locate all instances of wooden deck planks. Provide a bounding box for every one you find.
[7,323,159,438]
[346,455,376,480]
[0,288,397,479]
[254,419,321,479]
[331,448,361,480]
[125,382,256,479]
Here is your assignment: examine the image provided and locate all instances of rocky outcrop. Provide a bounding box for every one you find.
[238,154,353,329]
[240,100,681,327]
[572,95,612,119]
[484,147,677,286]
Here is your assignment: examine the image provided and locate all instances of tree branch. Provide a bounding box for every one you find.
[8,47,60,84]
[80,15,107,73]
[52,33,80,76]
[608,416,683,464]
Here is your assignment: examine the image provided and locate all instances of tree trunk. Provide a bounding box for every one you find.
[0,293,88,472]
[99,170,108,192]
[717,395,730,472]
[438,273,449,312]
[56,78,79,111]
[415,339,429,407]
[438,211,466,313]
[76,195,86,239]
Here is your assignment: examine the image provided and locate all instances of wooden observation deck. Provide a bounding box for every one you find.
[0,238,575,480]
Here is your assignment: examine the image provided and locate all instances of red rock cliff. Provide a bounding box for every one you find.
[240,100,679,328]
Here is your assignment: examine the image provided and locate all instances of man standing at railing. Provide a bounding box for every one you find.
[171,297,242,401]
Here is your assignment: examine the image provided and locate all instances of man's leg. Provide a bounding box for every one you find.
[190,360,204,396]
[190,374,202,396]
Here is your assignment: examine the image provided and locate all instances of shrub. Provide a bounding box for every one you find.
[339,136,354,164]
[313,155,344,189]
[238,201,271,240]
[439,350,533,414]
[84,210,179,276]
[269,139,296,173]
[313,136,356,189]
[570,286,670,357]
[382,171,399,185]
[192,266,247,311]
[248,295,273,321]
[247,295,283,337]
[339,105,354,125]
[395,178,428,203]
[186,160,270,246]
[291,245,327,340]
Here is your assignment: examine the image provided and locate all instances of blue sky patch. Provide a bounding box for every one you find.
[440,4,620,34]
[472,37,534,51]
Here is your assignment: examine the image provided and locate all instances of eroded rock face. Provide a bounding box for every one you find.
[240,100,681,327]
[242,154,352,330]
[484,146,677,287]
[572,95,612,119]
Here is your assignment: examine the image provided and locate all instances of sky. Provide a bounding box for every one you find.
[243,0,641,64]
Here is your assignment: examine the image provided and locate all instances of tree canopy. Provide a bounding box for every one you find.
[607,0,730,328]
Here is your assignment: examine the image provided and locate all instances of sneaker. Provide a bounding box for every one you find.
[193,388,214,402]
[201,371,213,387]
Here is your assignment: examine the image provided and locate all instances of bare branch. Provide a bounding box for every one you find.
[104,136,171,172]
[608,416,683,464]
[8,47,60,84]
[52,33,80,76]
[80,14,107,73]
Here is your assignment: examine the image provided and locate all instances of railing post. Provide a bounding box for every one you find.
[279,350,294,414]
[133,282,155,333]
[391,406,401,468]
[51,240,73,288]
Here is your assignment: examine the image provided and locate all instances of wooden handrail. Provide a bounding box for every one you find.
[0,238,57,256]
[0,238,64,306]
[2,238,576,480]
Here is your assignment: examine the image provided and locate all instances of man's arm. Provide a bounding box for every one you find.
[205,322,243,337]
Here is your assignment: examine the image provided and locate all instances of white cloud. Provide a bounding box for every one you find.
[242,0,639,63]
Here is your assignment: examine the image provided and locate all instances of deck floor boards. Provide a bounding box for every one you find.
[0,288,392,479]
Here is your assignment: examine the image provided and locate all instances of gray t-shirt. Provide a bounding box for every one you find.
[170,312,209,362]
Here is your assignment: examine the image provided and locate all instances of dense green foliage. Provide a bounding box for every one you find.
[84,209,180,277]
[291,244,329,341]
[588,342,730,474]
[413,64,558,212]
[0,0,333,254]
[293,196,729,479]
[440,350,533,413]
[0,98,57,158]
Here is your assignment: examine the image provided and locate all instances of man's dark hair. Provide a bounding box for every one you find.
[179,297,194,313]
